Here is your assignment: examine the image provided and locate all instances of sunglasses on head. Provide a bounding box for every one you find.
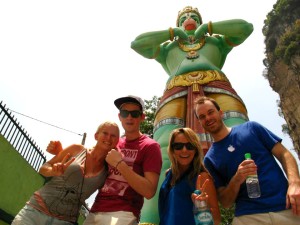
[120,110,142,118]
[171,142,197,151]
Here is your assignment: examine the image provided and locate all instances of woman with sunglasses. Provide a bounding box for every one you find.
[158,127,221,225]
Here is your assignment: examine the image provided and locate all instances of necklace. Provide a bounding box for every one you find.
[178,37,206,60]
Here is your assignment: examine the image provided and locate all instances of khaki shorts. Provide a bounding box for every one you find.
[233,209,299,225]
[83,211,137,225]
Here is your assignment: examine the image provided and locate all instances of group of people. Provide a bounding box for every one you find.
[12,95,300,225]
[158,96,300,225]
[12,95,162,225]
[12,4,300,225]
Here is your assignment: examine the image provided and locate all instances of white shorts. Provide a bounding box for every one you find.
[83,211,137,225]
[11,205,74,225]
[233,209,299,225]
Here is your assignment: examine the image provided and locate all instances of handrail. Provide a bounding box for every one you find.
[0,101,46,171]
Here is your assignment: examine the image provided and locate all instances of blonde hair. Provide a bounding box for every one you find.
[168,127,207,186]
[95,121,120,136]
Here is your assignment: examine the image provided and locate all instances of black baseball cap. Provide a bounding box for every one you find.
[114,95,145,111]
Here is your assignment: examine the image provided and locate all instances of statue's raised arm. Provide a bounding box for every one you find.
[194,19,253,45]
[131,7,253,76]
[131,27,188,59]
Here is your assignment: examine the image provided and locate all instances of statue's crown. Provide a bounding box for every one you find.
[176,6,202,27]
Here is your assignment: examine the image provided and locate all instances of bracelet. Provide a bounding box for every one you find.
[169,27,174,41]
[208,21,212,36]
[115,159,124,169]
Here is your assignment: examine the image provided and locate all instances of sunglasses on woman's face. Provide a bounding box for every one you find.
[171,142,197,151]
[119,110,142,118]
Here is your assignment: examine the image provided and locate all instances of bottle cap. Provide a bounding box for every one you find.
[194,190,201,195]
[245,153,251,159]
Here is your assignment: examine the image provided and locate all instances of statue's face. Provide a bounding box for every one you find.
[178,12,201,32]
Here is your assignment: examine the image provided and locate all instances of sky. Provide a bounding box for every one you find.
[1,0,299,205]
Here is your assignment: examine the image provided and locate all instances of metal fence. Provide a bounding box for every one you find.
[0,101,46,171]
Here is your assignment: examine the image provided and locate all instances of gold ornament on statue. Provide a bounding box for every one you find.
[178,37,206,59]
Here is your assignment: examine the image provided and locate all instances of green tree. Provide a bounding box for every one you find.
[220,204,235,225]
[140,96,161,138]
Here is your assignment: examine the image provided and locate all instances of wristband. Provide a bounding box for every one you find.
[115,159,124,169]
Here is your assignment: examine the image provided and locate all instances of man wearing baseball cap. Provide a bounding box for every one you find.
[114,95,145,111]
[84,95,162,225]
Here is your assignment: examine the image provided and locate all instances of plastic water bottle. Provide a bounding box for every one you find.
[193,190,214,225]
[245,153,261,198]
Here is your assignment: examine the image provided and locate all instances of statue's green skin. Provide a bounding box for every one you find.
[131,11,253,225]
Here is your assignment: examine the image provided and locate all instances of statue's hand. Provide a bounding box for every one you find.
[173,27,188,41]
[194,23,207,40]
